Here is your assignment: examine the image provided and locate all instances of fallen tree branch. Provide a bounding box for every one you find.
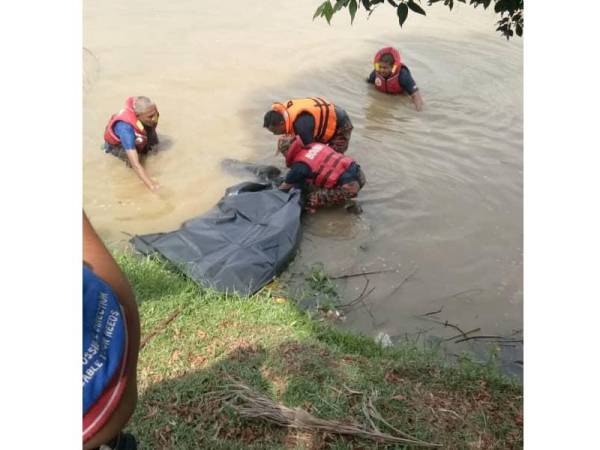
[420,307,444,317]
[337,278,371,309]
[338,287,376,310]
[418,316,469,339]
[454,335,524,344]
[443,328,481,342]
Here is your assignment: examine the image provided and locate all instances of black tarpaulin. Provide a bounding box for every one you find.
[130,182,302,295]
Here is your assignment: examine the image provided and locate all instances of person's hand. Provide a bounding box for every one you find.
[276,134,296,155]
[149,180,161,192]
[278,181,293,191]
[412,92,424,111]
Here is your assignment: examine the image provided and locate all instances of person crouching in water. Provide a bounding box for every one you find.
[367,47,424,111]
[276,135,366,214]
[103,96,161,191]
[263,97,353,154]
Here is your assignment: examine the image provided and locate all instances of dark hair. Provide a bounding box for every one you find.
[379,53,395,65]
[263,110,284,128]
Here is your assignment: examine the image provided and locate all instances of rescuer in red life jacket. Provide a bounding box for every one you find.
[276,135,366,214]
[263,97,354,154]
[367,47,424,111]
[103,96,161,191]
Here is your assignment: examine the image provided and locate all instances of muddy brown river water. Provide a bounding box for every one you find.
[84,2,523,375]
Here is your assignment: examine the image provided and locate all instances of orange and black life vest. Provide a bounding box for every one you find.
[373,47,404,95]
[285,137,353,189]
[103,97,150,152]
[271,97,338,144]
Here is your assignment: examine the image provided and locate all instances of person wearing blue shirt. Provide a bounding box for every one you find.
[103,96,161,191]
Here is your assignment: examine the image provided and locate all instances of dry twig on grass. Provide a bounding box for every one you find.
[217,382,441,447]
[140,309,182,350]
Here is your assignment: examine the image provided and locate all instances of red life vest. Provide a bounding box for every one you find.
[285,137,354,189]
[373,47,404,95]
[103,97,149,152]
[271,97,338,144]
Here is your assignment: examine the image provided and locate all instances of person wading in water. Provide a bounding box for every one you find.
[103,96,161,191]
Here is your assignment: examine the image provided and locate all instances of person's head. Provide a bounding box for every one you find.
[263,110,286,135]
[133,96,159,127]
[375,53,396,78]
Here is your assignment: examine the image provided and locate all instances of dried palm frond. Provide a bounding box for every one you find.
[217,382,441,447]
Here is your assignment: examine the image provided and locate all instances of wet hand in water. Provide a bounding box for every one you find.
[412,92,424,111]
[153,185,176,202]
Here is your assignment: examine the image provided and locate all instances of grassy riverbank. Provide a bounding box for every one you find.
[117,252,522,449]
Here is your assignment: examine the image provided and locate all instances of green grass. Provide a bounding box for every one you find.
[116,252,523,450]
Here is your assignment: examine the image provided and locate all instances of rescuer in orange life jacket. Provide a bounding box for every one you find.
[276,134,366,214]
[367,47,424,111]
[263,97,353,154]
[103,96,161,191]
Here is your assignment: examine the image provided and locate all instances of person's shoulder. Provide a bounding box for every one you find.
[114,121,134,131]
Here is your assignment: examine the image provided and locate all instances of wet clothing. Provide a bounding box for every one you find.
[104,97,150,152]
[104,124,158,153]
[282,138,366,211]
[305,180,363,211]
[305,163,366,211]
[285,160,364,188]
[82,265,129,443]
[112,121,138,151]
[271,97,338,143]
[367,66,419,95]
[293,106,354,154]
[103,125,159,165]
[284,138,353,187]
[271,98,353,153]
[103,97,159,160]
[327,115,353,154]
[292,106,347,145]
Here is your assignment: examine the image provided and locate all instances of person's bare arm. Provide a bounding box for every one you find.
[82,211,140,449]
[124,150,160,191]
[278,181,294,191]
[411,91,424,111]
[83,211,140,364]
